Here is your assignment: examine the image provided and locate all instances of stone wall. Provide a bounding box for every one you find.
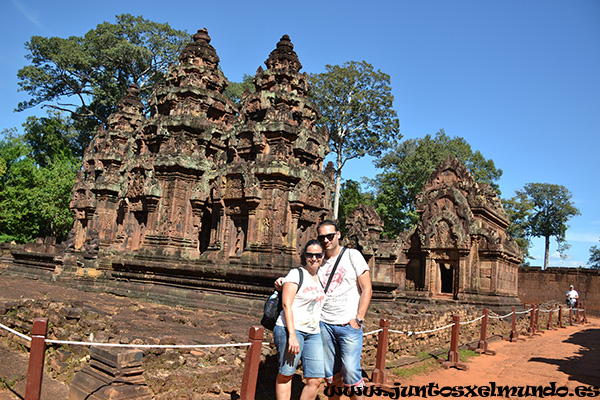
[518,266,600,317]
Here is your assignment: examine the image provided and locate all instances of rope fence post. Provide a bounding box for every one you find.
[546,306,556,330]
[371,319,389,384]
[534,304,542,334]
[569,306,574,326]
[524,304,540,338]
[504,306,523,342]
[580,302,587,324]
[470,309,495,355]
[24,317,48,400]
[438,315,468,370]
[558,306,564,329]
[240,326,264,400]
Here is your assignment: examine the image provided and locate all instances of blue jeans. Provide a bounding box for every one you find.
[273,325,324,378]
[320,321,364,387]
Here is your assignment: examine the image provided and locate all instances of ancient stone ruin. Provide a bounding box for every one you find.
[55,29,340,308]
[6,29,521,310]
[344,155,522,308]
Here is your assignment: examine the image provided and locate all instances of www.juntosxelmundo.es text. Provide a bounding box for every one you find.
[324,382,600,398]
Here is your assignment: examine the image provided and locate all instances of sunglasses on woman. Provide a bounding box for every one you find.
[305,252,324,259]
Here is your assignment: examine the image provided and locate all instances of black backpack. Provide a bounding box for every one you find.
[261,268,303,330]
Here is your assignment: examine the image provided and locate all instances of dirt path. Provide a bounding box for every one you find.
[357,318,600,400]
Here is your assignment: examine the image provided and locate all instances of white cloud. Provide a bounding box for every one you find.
[566,232,600,243]
[11,0,45,31]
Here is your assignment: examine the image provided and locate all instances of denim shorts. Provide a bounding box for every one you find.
[273,325,324,378]
[320,321,364,387]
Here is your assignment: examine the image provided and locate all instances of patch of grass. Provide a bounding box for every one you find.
[458,348,479,361]
[391,358,439,378]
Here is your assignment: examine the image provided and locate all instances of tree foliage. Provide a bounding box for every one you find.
[16,14,189,152]
[502,195,533,261]
[589,239,600,269]
[509,183,581,269]
[337,180,374,237]
[0,129,77,243]
[369,129,502,237]
[309,61,400,219]
[225,73,255,105]
[23,111,80,166]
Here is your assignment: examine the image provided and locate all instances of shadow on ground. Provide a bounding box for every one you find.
[529,327,600,387]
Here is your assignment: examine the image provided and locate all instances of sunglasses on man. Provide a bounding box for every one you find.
[317,233,337,242]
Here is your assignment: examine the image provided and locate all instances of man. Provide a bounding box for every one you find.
[566,285,579,308]
[315,220,372,400]
[275,220,372,400]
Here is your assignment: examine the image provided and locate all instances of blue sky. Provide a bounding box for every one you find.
[1,0,599,268]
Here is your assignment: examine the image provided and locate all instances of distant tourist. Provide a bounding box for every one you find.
[566,284,579,308]
[274,239,326,400]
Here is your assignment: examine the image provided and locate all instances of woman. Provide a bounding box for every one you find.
[274,239,326,400]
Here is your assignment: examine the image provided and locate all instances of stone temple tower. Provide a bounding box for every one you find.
[64,30,334,302]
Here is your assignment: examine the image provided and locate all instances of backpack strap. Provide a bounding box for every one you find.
[296,267,304,292]
[323,247,347,294]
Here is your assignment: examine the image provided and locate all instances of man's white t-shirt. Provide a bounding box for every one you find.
[275,267,326,334]
[566,289,579,300]
[317,248,370,325]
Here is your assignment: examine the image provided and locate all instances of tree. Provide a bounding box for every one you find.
[502,194,533,261]
[588,239,600,269]
[23,111,80,166]
[225,73,255,105]
[0,130,77,242]
[369,130,502,237]
[338,179,374,236]
[515,183,581,270]
[309,61,400,220]
[16,14,189,152]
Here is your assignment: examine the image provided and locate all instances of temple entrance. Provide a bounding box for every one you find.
[439,262,454,294]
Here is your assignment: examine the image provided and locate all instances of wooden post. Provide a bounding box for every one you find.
[534,304,543,334]
[569,306,574,326]
[505,306,522,342]
[470,309,496,355]
[526,305,536,336]
[525,304,540,338]
[558,306,564,328]
[240,326,264,400]
[580,302,587,324]
[371,319,389,384]
[25,318,48,400]
[438,315,468,370]
[546,306,556,330]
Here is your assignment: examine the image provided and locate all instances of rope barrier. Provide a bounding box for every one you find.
[516,308,533,315]
[389,322,456,336]
[2,304,586,350]
[0,321,262,349]
[45,339,254,348]
[363,328,383,337]
[460,315,485,325]
[0,322,32,342]
[488,312,513,319]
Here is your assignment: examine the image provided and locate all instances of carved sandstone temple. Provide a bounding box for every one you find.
[62,30,346,307]
[345,156,522,307]
[8,29,520,310]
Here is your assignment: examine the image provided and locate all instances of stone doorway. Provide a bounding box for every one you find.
[437,261,459,299]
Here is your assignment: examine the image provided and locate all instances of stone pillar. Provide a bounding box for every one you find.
[69,346,152,400]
